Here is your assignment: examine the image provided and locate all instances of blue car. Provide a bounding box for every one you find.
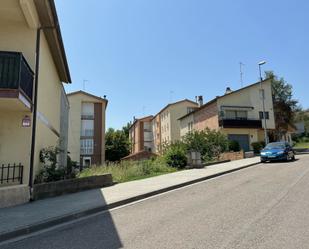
[260,142,295,163]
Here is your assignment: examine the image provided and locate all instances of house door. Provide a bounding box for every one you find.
[82,157,91,168]
[228,134,250,152]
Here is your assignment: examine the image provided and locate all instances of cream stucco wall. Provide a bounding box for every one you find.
[0,111,32,184]
[179,114,194,137]
[67,93,107,164]
[217,80,275,130]
[33,33,63,175]
[0,0,67,183]
[162,101,198,144]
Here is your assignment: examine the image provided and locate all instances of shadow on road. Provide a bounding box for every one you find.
[262,158,299,165]
[1,189,123,249]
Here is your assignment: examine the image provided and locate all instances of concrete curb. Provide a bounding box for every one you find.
[0,161,260,243]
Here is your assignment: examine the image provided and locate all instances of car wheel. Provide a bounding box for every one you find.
[260,159,266,163]
[292,155,295,161]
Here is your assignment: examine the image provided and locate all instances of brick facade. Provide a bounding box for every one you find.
[194,100,219,131]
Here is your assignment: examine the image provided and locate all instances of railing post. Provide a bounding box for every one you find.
[7,163,10,183]
[20,163,23,184]
[12,163,16,183]
[1,164,3,184]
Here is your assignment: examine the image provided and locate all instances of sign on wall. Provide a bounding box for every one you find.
[22,115,31,127]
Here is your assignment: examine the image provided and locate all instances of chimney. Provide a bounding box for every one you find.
[198,96,203,107]
[225,87,232,95]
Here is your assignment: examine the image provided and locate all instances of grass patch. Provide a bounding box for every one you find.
[294,142,309,148]
[78,158,178,183]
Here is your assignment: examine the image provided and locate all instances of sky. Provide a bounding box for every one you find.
[55,0,309,129]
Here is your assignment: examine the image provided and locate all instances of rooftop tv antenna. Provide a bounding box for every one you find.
[239,62,244,87]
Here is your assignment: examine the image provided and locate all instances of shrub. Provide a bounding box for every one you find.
[251,141,266,154]
[163,142,187,169]
[35,146,77,184]
[182,129,229,162]
[228,140,240,152]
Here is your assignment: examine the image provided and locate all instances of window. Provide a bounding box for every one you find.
[259,111,269,120]
[225,110,248,120]
[187,107,195,114]
[81,120,94,136]
[80,139,94,155]
[81,103,94,119]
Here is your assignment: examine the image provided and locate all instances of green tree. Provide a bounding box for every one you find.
[105,127,130,161]
[182,128,229,161]
[122,122,131,138]
[265,71,299,139]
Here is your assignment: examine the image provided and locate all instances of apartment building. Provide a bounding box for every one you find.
[0,0,71,207]
[152,99,198,153]
[129,116,154,154]
[179,80,276,151]
[67,91,108,167]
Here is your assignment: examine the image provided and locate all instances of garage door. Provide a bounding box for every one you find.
[228,134,250,152]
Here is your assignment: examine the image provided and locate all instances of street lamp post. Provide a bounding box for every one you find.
[258,61,268,145]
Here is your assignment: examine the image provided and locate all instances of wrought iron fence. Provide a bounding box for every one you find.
[0,163,23,185]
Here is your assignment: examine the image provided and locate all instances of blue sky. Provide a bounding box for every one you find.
[55,0,309,129]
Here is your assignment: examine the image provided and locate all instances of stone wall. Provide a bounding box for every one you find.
[32,174,113,200]
[220,151,244,161]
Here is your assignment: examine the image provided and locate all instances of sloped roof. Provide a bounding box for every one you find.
[178,78,271,121]
[67,90,108,107]
[152,99,198,120]
[34,0,71,83]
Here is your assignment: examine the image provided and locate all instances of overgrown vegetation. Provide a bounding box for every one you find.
[78,158,177,183]
[80,129,231,182]
[35,146,77,184]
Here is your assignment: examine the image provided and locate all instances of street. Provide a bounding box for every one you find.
[3,155,309,249]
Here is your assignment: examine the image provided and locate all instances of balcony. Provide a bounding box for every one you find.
[0,51,34,111]
[219,118,262,129]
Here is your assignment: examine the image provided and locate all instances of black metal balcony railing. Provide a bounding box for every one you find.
[219,118,262,129]
[0,163,23,185]
[0,51,34,101]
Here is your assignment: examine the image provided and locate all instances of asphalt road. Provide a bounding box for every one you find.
[3,155,309,249]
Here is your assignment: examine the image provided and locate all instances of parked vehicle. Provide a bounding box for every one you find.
[260,142,295,163]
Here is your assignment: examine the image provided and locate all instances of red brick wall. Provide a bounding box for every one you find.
[194,101,219,131]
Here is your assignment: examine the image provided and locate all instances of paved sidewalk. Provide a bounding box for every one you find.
[0,157,260,242]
